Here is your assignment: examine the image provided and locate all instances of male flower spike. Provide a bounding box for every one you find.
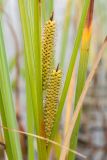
[42,14,56,90]
[44,66,62,139]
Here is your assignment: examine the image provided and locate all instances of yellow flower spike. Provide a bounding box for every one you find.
[42,13,56,90]
[44,65,62,140]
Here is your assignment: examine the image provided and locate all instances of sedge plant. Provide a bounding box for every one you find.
[0,0,106,160]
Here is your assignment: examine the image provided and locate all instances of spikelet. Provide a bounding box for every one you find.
[44,66,62,139]
[42,14,56,90]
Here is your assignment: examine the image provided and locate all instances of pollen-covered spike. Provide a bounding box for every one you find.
[42,17,56,90]
[44,69,62,140]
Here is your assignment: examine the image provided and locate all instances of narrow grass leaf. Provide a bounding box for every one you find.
[26,0,34,32]
[23,3,35,158]
[0,125,87,159]
[46,0,54,19]
[64,69,75,135]
[41,0,47,22]
[68,1,94,159]
[26,77,35,160]
[33,1,47,157]
[24,4,35,158]
[0,21,22,160]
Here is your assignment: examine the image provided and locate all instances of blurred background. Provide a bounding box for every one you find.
[0,0,107,160]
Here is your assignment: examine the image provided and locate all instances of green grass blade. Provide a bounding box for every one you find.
[41,0,47,22]
[26,77,35,160]
[18,1,47,159]
[68,1,94,159]
[26,0,34,32]
[33,1,47,157]
[0,90,14,160]
[48,0,54,16]
[46,0,54,19]
[25,2,35,159]
[60,0,73,68]
[0,21,22,160]
[48,0,90,151]
[41,0,53,22]
[33,0,47,158]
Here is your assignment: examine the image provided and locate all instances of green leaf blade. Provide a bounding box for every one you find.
[0,21,22,160]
